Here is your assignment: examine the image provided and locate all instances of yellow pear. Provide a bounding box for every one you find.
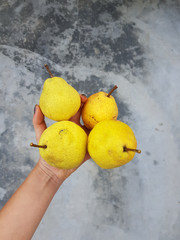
[88,120,141,169]
[39,65,81,121]
[82,86,118,129]
[31,121,87,169]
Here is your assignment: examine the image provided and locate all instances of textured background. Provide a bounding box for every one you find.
[0,0,180,239]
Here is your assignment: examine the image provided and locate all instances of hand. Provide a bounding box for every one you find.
[32,95,90,183]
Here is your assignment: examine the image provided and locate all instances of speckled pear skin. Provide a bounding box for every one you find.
[82,92,118,129]
[39,77,81,121]
[39,121,87,169]
[88,120,137,169]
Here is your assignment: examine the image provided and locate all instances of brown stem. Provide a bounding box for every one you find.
[123,146,141,154]
[107,85,118,97]
[30,142,47,149]
[44,64,54,78]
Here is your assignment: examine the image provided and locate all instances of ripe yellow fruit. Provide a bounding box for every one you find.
[88,120,139,169]
[38,121,87,169]
[82,91,118,129]
[40,77,81,121]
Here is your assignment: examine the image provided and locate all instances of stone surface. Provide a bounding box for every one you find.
[0,0,180,239]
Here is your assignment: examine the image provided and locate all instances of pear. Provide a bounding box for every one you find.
[30,121,87,169]
[39,65,81,121]
[88,120,141,169]
[82,86,118,129]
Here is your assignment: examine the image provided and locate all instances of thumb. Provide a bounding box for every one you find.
[33,105,47,142]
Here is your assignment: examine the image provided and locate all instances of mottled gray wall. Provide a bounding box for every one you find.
[0,0,180,239]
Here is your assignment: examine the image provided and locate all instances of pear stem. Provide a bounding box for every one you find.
[44,64,54,78]
[123,146,141,154]
[107,85,118,97]
[30,142,47,149]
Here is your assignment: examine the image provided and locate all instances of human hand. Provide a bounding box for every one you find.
[33,95,90,183]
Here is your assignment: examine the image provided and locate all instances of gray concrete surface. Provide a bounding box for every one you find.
[0,0,180,239]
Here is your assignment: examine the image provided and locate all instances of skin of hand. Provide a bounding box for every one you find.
[33,94,90,183]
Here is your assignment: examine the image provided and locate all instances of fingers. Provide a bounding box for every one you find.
[69,94,87,125]
[33,105,47,142]
[80,94,87,103]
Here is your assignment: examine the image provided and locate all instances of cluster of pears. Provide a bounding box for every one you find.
[30,65,141,169]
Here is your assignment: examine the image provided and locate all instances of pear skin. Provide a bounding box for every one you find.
[82,91,118,129]
[40,77,81,121]
[38,121,87,169]
[88,120,140,169]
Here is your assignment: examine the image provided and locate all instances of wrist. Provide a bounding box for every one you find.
[36,159,66,186]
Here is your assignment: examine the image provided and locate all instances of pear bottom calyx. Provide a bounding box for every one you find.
[30,142,47,149]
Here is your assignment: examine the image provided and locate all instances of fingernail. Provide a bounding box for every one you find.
[34,104,37,114]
